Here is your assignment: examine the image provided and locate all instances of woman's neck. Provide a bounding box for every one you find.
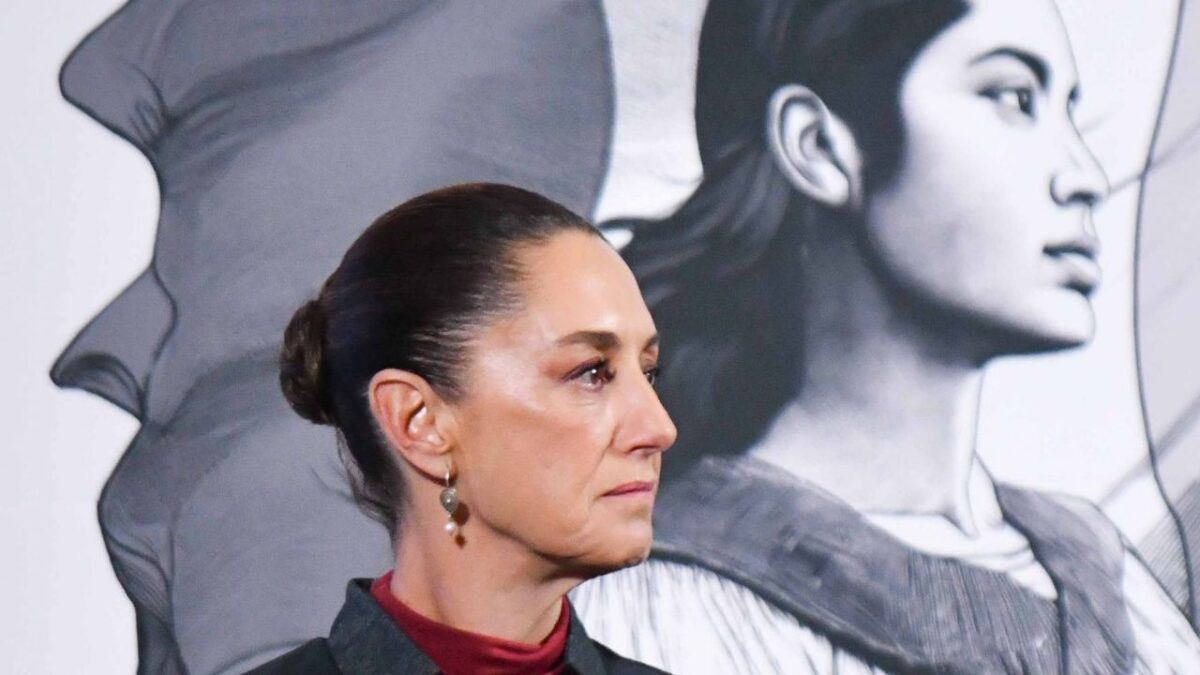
[388,503,576,644]
[752,230,992,534]
[752,347,986,533]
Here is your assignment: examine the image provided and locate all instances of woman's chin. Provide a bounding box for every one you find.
[602,548,653,573]
[978,295,1096,356]
[1019,305,1095,352]
[548,516,655,576]
[586,524,654,572]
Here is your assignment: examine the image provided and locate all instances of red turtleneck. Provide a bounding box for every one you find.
[369,572,570,675]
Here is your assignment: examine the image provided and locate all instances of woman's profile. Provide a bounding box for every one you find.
[248,183,675,674]
[574,0,1200,672]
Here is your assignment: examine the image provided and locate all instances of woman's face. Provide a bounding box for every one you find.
[449,230,676,573]
[862,0,1109,353]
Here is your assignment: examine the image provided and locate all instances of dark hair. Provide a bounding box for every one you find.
[280,183,599,533]
[620,0,969,478]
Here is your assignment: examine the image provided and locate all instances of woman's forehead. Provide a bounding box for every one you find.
[493,234,655,350]
[923,0,1079,86]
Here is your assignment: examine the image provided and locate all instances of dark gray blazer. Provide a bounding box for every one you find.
[245,580,666,674]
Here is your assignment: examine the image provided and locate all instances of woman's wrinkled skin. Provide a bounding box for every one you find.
[369,230,676,642]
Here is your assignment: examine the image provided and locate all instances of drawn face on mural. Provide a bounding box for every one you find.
[863,0,1109,353]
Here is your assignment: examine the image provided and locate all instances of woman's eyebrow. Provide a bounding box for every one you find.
[553,331,659,353]
[644,334,660,352]
[556,330,620,351]
[971,47,1050,91]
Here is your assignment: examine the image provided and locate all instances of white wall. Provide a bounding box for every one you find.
[0,0,154,671]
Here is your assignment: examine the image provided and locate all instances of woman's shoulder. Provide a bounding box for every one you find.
[242,638,340,674]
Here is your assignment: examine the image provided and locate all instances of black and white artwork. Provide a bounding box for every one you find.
[46,0,1200,672]
[50,2,612,672]
[576,1,1200,672]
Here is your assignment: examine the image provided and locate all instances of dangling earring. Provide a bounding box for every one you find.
[439,463,460,537]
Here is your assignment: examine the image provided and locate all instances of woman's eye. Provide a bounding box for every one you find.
[987,86,1037,118]
[574,361,615,389]
[644,366,661,387]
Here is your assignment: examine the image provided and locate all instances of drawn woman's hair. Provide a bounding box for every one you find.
[619,0,968,476]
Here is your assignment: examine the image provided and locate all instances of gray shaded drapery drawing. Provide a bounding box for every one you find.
[52,1,613,672]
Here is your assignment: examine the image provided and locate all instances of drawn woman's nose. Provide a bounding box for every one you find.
[1051,132,1110,208]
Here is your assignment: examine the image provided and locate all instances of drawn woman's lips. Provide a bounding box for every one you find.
[1045,241,1101,296]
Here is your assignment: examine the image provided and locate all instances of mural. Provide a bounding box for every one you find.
[51,1,612,673]
[576,0,1200,673]
[1136,0,1200,631]
[53,0,1200,673]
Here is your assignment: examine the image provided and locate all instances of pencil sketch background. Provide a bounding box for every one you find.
[580,3,1200,671]
[596,0,1199,613]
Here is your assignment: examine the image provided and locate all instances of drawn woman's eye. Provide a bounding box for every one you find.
[985,85,1037,119]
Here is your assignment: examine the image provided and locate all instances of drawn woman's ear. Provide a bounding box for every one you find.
[766,84,863,209]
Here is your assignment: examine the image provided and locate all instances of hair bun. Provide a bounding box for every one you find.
[280,299,335,425]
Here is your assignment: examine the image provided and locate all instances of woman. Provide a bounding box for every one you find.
[249,183,676,674]
[573,0,1200,673]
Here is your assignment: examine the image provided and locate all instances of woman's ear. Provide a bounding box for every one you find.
[766,84,863,209]
[367,368,455,480]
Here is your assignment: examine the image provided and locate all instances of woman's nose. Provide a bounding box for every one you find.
[622,376,677,456]
[1051,130,1110,208]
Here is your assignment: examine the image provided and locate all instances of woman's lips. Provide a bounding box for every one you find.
[1045,242,1101,296]
[603,480,656,497]
[1054,251,1102,295]
[1045,233,1101,296]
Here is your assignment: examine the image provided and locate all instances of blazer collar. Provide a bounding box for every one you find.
[327,579,609,675]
